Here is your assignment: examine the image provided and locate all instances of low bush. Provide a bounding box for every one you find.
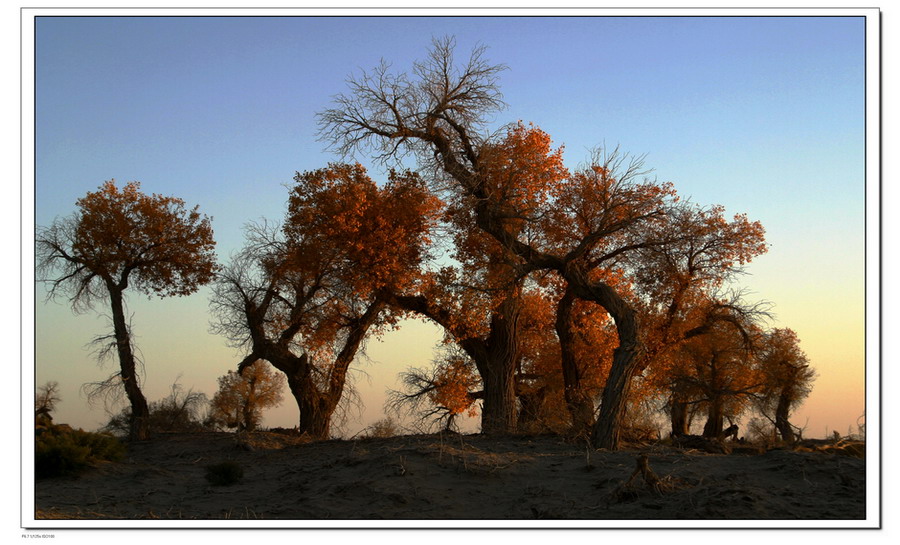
[205,461,244,486]
[35,426,126,479]
[366,417,400,438]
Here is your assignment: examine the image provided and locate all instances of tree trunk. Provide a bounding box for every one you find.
[551,265,639,451]
[516,386,546,431]
[591,344,639,449]
[108,287,150,441]
[479,361,517,434]
[555,288,595,434]
[246,300,384,440]
[241,374,258,431]
[276,355,332,440]
[775,390,795,443]
[267,352,333,440]
[670,400,689,437]
[296,390,332,439]
[702,396,724,438]
[478,297,521,435]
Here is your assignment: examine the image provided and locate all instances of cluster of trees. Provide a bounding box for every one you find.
[36,38,815,448]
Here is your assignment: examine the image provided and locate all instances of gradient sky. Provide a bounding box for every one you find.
[30,14,872,438]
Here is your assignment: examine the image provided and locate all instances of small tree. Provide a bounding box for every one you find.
[209,360,286,431]
[389,345,482,433]
[755,328,816,443]
[37,181,217,440]
[366,417,400,438]
[35,381,61,426]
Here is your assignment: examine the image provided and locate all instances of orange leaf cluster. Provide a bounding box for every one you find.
[285,164,442,299]
[73,180,217,297]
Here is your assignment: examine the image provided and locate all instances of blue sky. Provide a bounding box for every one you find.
[32,14,869,437]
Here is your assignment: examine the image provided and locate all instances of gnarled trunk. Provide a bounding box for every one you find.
[670,400,689,437]
[775,390,795,443]
[479,362,517,434]
[591,343,639,449]
[294,386,333,439]
[274,353,335,440]
[555,288,595,434]
[472,296,521,435]
[702,395,725,438]
[108,286,150,441]
[249,300,385,440]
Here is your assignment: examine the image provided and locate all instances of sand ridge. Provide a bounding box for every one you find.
[33,431,866,522]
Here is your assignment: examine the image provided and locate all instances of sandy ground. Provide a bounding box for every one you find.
[33,431,866,523]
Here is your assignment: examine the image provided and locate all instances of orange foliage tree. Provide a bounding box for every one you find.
[755,328,816,442]
[667,321,765,438]
[318,37,770,449]
[625,200,769,437]
[384,122,567,434]
[389,345,482,432]
[36,181,217,440]
[209,360,286,431]
[211,164,440,438]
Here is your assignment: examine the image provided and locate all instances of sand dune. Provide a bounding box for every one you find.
[33,431,865,523]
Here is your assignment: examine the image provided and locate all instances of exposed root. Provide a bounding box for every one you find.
[610,453,691,503]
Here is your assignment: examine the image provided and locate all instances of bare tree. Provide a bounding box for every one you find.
[35,381,61,426]
[152,379,209,432]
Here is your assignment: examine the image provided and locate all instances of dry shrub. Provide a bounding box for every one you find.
[610,453,693,503]
[819,440,865,458]
[366,417,400,438]
[35,425,125,479]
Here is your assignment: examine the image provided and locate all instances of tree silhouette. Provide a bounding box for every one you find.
[35,381,61,426]
[318,39,770,449]
[755,328,816,442]
[36,181,217,440]
[211,165,440,438]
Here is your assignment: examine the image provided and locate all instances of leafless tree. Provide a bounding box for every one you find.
[35,381,61,425]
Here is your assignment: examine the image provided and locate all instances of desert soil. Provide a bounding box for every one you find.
[33,431,866,522]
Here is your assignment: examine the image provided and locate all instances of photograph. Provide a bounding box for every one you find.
[23,6,879,530]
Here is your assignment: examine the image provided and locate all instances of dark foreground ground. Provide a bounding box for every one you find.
[33,431,866,522]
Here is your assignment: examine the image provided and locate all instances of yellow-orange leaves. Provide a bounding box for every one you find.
[286,164,442,298]
[430,356,480,418]
[72,180,217,297]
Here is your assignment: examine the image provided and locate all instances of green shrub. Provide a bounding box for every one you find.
[35,426,126,479]
[205,461,244,486]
